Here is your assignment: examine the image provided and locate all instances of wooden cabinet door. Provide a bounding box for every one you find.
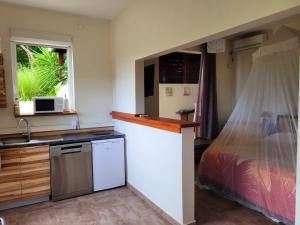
[19,145,51,200]
[0,145,50,204]
[159,52,184,83]
[159,52,200,84]
[0,149,22,204]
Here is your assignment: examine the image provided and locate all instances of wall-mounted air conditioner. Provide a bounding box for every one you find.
[233,33,267,52]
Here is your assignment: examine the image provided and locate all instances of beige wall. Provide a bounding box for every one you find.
[143,52,238,127]
[217,15,300,129]
[144,56,199,120]
[216,52,235,128]
[142,52,235,124]
[159,84,198,120]
[111,0,300,114]
[0,4,112,134]
[111,3,300,223]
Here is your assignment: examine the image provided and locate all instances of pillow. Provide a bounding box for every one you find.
[260,112,278,137]
[277,115,297,133]
[264,132,296,146]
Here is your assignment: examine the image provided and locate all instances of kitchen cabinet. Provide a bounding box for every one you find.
[0,145,50,204]
[0,148,21,203]
[159,52,200,84]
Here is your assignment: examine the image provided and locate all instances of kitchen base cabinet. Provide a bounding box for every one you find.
[20,146,51,201]
[0,148,21,204]
[0,145,50,206]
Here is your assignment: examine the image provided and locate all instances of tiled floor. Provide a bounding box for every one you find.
[195,187,280,225]
[0,188,170,225]
[0,186,280,225]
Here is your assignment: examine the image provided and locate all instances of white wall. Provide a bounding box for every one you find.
[0,4,112,134]
[114,120,195,225]
[159,84,198,120]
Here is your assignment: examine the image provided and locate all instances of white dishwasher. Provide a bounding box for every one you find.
[92,138,125,191]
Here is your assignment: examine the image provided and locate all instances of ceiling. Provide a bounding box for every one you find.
[0,0,128,19]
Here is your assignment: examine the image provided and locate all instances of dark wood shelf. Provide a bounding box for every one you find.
[15,110,77,118]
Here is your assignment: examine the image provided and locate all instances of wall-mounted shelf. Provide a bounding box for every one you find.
[15,110,77,118]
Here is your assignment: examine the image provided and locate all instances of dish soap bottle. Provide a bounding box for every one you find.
[64,94,70,112]
[14,98,20,115]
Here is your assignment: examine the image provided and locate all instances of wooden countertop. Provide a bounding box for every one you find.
[111,111,199,133]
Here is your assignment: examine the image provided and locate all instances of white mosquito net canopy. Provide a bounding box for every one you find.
[199,26,299,224]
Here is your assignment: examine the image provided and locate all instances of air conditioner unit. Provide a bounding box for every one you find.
[207,39,227,53]
[233,33,267,51]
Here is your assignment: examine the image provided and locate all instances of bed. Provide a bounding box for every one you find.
[198,138,296,225]
[197,32,299,225]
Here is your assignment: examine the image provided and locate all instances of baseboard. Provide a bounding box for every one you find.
[127,183,196,225]
[0,196,49,211]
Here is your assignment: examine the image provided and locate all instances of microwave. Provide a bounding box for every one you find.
[33,97,64,113]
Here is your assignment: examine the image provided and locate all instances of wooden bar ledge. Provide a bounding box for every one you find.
[111,111,199,133]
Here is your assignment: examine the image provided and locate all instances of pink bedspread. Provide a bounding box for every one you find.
[198,146,296,224]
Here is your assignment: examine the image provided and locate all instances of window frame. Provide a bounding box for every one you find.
[10,39,75,112]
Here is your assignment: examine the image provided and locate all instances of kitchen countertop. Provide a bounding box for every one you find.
[0,130,125,149]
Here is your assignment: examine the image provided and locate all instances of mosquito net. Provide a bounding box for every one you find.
[199,27,299,225]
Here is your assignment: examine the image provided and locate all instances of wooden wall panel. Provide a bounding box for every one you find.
[0,53,6,108]
[0,149,21,204]
[0,148,20,167]
[19,146,51,200]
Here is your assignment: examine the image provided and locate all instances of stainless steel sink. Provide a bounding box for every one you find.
[0,130,113,147]
[0,134,65,146]
[0,136,29,145]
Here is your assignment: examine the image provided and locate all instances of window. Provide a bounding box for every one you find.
[10,32,74,115]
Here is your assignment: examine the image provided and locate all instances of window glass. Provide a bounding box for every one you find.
[15,44,70,114]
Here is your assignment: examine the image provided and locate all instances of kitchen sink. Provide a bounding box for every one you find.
[0,135,63,146]
[0,131,115,147]
[0,136,29,145]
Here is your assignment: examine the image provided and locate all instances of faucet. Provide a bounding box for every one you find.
[17,118,31,141]
[0,217,5,225]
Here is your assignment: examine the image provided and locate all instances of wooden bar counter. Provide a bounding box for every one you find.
[111,111,199,133]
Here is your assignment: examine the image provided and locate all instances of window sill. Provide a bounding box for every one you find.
[15,110,77,118]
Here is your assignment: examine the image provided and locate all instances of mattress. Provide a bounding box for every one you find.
[198,146,296,225]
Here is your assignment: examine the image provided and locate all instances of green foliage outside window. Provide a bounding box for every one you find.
[17,45,68,101]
